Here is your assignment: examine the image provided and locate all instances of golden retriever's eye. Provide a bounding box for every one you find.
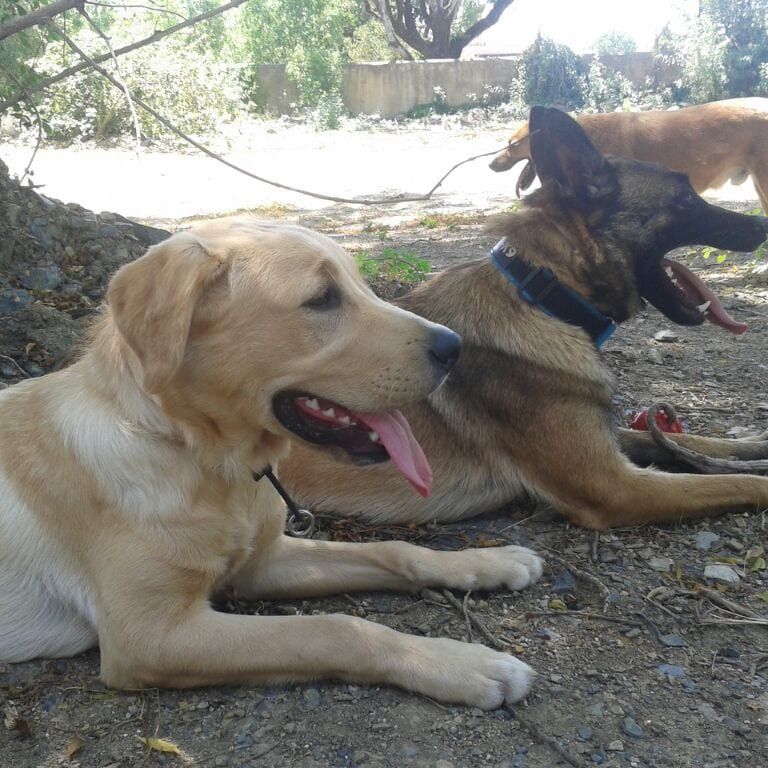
[303,285,341,311]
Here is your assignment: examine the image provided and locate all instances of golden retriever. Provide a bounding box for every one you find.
[0,218,542,709]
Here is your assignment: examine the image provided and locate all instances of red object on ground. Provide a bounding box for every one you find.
[630,408,684,433]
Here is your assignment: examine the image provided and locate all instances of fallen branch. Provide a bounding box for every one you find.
[544,551,611,612]
[508,707,589,768]
[423,589,508,650]
[525,610,644,628]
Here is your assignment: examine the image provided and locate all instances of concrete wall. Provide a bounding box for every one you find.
[343,59,521,118]
[257,54,682,118]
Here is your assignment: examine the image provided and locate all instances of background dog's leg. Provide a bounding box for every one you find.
[619,426,768,468]
[229,536,542,600]
[514,405,768,528]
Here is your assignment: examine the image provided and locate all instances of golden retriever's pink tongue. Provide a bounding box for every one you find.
[357,410,432,497]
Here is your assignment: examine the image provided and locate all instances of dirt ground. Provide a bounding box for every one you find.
[2,141,768,768]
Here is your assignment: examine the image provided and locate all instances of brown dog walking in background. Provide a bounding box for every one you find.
[490,98,768,212]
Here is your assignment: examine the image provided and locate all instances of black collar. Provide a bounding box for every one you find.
[490,239,616,347]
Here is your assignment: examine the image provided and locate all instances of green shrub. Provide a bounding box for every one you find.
[521,35,586,109]
[38,38,240,141]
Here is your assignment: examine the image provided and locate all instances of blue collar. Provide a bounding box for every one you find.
[490,239,616,347]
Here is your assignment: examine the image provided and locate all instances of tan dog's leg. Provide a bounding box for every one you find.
[230,536,543,598]
[98,541,542,708]
[619,426,768,467]
[519,409,768,529]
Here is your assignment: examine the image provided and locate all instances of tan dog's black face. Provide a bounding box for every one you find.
[107,219,459,483]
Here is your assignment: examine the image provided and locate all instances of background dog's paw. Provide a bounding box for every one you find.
[406,637,535,709]
[455,545,544,592]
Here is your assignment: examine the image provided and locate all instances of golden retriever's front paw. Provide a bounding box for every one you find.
[453,545,544,592]
[404,637,536,709]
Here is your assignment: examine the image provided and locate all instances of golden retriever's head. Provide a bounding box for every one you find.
[106,218,460,495]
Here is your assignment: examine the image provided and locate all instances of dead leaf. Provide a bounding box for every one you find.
[757,591,768,604]
[3,703,32,739]
[66,735,83,761]
[138,736,182,755]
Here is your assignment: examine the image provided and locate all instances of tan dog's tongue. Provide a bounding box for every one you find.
[357,410,432,497]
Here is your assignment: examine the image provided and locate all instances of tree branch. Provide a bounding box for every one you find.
[449,0,516,58]
[0,0,249,115]
[0,0,82,43]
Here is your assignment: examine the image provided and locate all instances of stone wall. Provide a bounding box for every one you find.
[256,53,682,118]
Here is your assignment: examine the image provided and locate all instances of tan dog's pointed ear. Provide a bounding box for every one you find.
[107,231,230,394]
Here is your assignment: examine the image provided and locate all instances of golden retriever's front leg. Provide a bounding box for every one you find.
[100,604,535,709]
[229,536,543,600]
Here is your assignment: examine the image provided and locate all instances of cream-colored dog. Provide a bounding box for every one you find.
[0,218,542,708]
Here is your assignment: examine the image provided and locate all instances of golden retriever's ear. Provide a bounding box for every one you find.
[107,231,230,394]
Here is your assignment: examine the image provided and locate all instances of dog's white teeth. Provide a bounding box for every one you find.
[697,300,711,313]
[322,408,336,418]
[305,398,320,411]
[339,415,351,426]
[368,431,380,443]
[665,266,674,278]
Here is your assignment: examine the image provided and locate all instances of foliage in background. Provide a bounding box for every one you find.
[355,248,429,284]
[592,31,637,56]
[240,0,366,111]
[521,35,586,110]
[1,1,244,141]
[662,0,768,102]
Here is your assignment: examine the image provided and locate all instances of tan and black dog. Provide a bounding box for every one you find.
[489,98,768,213]
[282,107,768,530]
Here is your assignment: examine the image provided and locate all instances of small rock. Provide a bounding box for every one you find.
[21,265,62,291]
[549,673,564,684]
[303,688,321,711]
[587,703,605,717]
[577,726,593,741]
[656,663,686,679]
[606,739,625,752]
[697,702,720,721]
[659,633,688,648]
[704,564,740,584]
[647,347,664,364]
[725,426,753,437]
[591,751,606,764]
[553,569,577,594]
[623,716,644,738]
[654,329,678,343]
[398,741,418,758]
[0,288,33,314]
[624,627,641,639]
[648,556,673,572]
[694,531,720,551]
[721,716,750,734]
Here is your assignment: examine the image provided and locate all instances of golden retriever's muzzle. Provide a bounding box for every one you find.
[272,326,461,497]
[427,327,462,377]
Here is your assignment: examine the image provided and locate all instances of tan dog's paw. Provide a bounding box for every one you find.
[404,637,535,709]
[452,545,544,592]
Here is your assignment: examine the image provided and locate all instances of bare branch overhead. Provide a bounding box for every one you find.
[0,0,82,43]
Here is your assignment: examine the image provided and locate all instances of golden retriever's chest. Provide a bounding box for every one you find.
[219,484,285,582]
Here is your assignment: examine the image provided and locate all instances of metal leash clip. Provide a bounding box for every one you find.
[252,465,316,538]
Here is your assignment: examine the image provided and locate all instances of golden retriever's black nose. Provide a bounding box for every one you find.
[429,328,462,372]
